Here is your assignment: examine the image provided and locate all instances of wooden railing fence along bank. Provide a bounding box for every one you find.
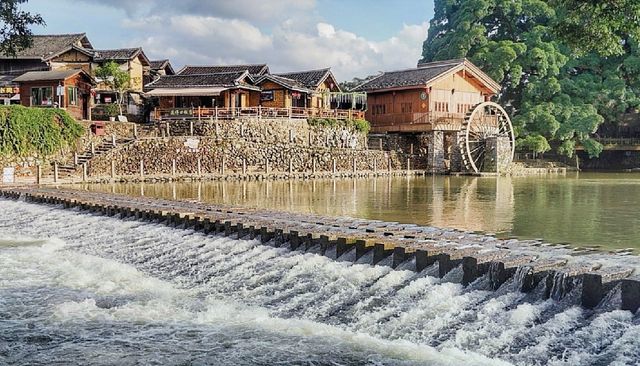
[154,106,366,121]
[2,187,640,314]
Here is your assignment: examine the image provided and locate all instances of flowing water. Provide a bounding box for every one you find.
[1,198,639,365]
[79,172,640,252]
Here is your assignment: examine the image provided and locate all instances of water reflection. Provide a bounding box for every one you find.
[75,172,640,251]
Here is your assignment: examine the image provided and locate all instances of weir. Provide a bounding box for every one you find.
[1,187,640,313]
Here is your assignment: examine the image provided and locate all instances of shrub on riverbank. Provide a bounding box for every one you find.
[0,105,84,158]
[308,117,371,134]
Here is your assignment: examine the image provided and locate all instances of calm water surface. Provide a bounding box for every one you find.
[77,172,640,251]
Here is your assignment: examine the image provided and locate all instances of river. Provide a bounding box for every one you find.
[1,198,639,365]
[79,172,640,252]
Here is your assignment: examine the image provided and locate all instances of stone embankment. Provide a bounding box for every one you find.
[2,187,638,312]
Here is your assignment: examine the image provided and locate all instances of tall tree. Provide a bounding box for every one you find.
[0,0,44,57]
[420,0,639,158]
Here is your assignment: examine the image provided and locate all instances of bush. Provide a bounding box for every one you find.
[0,105,84,158]
[308,117,371,134]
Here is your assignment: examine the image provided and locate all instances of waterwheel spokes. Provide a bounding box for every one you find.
[460,102,515,173]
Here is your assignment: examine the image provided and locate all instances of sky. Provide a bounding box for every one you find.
[23,0,434,81]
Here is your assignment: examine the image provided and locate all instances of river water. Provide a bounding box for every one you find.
[1,191,640,365]
[80,172,640,252]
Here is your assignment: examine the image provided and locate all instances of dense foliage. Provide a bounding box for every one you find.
[0,0,44,57]
[0,105,84,158]
[420,0,640,158]
[308,117,371,134]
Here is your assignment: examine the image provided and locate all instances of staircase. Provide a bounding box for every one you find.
[51,137,133,179]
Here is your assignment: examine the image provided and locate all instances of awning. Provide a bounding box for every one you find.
[146,87,228,97]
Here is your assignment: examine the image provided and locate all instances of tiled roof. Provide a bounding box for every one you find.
[351,59,465,92]
[92,48,150,65]
[178,64,269,76]
[149,59,175,75]
[256,74,313,93]
[12,69,89,82]
[146,71,251,88]
[274,68,332,89]
[0,33,92,60]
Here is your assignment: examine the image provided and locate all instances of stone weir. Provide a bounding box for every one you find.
[2,187,639,313]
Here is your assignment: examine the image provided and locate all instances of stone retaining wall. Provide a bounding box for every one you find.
[87,137,422,177]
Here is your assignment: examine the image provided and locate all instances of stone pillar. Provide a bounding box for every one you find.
[426,131,445,173]
[483,136,511,173]
[450,131,465,172]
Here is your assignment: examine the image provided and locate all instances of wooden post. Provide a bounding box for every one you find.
[133,124,138,139]
[407,158,411,171]
[221,156,225,175]
[53,162,59,183]
[197,106,201,121]
[373,158,377,173]
[215,122,220,137]
[388,157,392,172]
[111,134,116,147]
[197,158,202,176]
[36,164,41,185]
[379,138,383,150]
[312,157,316,174]
[165,122,170,137]
[258,105,262,120]
[332,158,337,174]
[240,124,245,137]
[289,158,293,174]
[353,157,357,173]
[172,159,176,176]
[190,120,194,136]
[265,158,270,175]
[90,142,95,155]
[140,160,144,178]
[74,152,78,165]
[242,158,247,175]
[289,129,294,143]
[110,160,115,178]
[410,143,414,155]
[82,163,87,182]
[215,106,218,122]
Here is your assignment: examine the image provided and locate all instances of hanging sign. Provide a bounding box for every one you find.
[2,167,15,184]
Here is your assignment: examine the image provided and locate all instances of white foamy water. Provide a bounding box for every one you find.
[0,199,638,365]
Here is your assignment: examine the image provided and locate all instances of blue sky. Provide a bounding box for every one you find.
[23,0,434,80]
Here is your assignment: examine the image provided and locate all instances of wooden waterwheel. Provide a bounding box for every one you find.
[459,102,515,173]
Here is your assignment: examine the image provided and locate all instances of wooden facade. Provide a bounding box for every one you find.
[354,59,500,133]
[14,70,94,120]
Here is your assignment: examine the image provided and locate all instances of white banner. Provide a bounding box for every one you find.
[2,167,15,184]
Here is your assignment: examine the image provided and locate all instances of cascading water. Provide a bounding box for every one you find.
[1,199,639,365]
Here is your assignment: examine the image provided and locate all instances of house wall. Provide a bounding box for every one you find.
[18,74,91,120]
[311,78,338,109]
[365,88,428,128]
[129,57,144,92]
[430,70,484,114]
[49,50,92,73]
[259,80,290,108]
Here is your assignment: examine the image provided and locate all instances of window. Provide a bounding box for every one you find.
[371,104,386,115]
[434,101,449,112]
[67,86,78,106]
[31,87,53,106]
[401,102,412,113]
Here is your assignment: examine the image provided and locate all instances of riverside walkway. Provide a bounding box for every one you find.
[1,186,639,312]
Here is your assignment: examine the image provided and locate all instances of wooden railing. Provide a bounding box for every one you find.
[370,111,468,133]
[154,106,365,121]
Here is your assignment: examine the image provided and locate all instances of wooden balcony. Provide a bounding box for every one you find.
[370,112,467,133]
[154,106,365,122]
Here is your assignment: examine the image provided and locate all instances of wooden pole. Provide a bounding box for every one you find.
[197,158,202,176]
[172,159,176,177]
[373,158,377,174]
[111,134,116,147]
[242,158,247,175]
[388,157,392,172]
[74,152,78,165]
[139,160,144,178]
[133,124,138,139]
[165,122,170,137]
[221,156,225,175]
[407,158,411,172]
[90,141,95,155]
[110,160,115,178]
[379,138,383,150]
[190,120,194,136]
[82,163,87,182]
[332,158,337,174]
[289,158,293,174]
[54,162,59,183]
[265,158,270,175]
[353,157,357,173]
[312,157,316,174]
[36,164,41,185]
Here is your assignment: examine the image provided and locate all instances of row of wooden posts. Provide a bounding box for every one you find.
[46,155,415,183]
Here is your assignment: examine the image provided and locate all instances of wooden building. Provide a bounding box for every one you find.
[352,59,500,133]
[145,70,261,110]
[144,59,175,90]
[13,69,95,120]
[267,68,341,109]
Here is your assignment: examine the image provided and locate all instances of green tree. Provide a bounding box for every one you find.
[420,0,637,159]
[94,61,131,116]
[0,0,44,57]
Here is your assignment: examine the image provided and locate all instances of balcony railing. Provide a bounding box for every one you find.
[154,106,365,121]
